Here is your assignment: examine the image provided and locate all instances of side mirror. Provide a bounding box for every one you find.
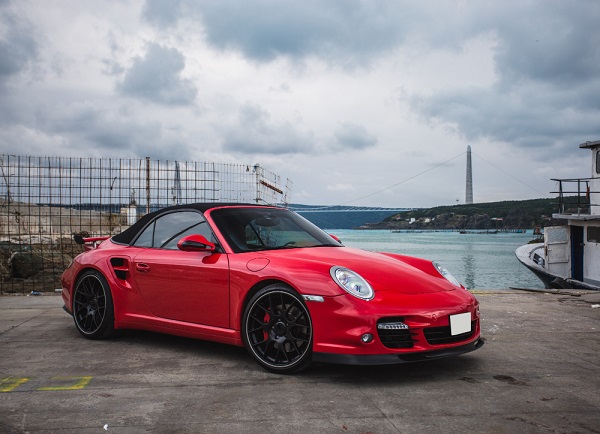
[177,234,216,252]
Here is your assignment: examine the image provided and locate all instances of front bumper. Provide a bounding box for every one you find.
[306,289,482,359]
[313,337,484,365]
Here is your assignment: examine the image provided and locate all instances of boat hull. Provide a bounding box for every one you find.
[515,244,554,288]
[515,243,600,290]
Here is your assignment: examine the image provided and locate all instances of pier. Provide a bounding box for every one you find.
[1,290,599,432]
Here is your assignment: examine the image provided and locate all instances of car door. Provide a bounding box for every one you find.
[131,210,230,328]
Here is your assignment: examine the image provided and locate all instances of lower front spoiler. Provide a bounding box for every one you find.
[313,337,484,366]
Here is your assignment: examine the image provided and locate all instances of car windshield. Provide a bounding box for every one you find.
[209,207,342,253]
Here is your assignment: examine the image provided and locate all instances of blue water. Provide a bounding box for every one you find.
[331,230,543,290]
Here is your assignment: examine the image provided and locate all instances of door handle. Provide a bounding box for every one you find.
[136,263,151,273]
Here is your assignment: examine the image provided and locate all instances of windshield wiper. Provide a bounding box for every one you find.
[249,243,341,252]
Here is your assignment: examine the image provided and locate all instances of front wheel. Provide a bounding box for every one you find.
[242,284,313,374]
[72,270,115,339]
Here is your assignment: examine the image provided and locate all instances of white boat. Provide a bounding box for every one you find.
[516,140,600,290]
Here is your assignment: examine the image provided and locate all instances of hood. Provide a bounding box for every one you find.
[264,246,456,295]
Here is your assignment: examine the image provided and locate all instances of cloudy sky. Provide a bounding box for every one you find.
[1,0,599,207]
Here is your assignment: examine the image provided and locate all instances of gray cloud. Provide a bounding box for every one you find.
[101,32,125,76]
[0,91,187,159]
[38,102,160,152]
[410,2,600,153]
[118,43,197,106]
[491,3,600,89]
[148,0,409,66]
[219,106,378,155]
[2,0,599,207]
[142,0,183,28]
[0,7,37,81]
[334,123,377,150]
[412,85,600,149]
[148,0,599,153]
[220,103,314,155]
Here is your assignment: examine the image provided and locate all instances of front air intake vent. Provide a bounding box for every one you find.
[424,320,477,345]
[376,317,414,349]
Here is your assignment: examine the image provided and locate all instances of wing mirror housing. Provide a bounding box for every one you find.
[177,234,216,252]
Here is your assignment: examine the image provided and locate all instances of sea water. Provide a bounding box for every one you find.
[332,229,543,290]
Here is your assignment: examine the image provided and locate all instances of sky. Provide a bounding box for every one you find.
[1,0,599,208]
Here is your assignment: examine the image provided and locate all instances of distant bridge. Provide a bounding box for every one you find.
[288,205,417,213]
[287,205,419,229]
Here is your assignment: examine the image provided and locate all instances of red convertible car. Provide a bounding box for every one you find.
[62,203,483,373]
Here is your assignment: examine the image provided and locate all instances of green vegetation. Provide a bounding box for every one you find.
[365,198,562,230]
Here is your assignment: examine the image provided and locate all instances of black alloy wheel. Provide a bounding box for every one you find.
[243,285,313,374]
[73,270,115,339]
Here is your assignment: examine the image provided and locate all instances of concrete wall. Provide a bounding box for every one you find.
[0,201,125,243]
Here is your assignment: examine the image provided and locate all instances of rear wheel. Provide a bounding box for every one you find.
[72,270,115,339]
[242,284,313,374]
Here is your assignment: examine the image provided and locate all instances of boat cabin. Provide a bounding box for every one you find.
[545,140,600,288]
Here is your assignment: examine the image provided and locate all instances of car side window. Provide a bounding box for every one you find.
[133,210,214,249]
[134,222,154,247]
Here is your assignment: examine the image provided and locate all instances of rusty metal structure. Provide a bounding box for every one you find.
[0,155,291,293]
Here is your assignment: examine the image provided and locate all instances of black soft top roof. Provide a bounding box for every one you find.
[111,202,274,245]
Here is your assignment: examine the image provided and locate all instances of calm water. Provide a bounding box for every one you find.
[332,230,543,290]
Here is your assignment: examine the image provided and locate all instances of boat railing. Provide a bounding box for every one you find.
[550,177,598,215]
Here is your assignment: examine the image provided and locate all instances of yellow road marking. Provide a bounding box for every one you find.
[0,377,30,393]
[37,376,93,391]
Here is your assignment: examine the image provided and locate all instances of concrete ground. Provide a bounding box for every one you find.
[1,291,599,433]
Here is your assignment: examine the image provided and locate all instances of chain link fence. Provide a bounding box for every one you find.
[0,155,291,294]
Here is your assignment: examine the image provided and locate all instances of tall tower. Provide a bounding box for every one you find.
[466,145,473,204]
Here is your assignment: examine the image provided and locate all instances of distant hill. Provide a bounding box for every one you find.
[363,198,563,230]
[291,204,414,229]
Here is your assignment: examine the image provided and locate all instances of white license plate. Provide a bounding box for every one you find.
[450,312,471,336]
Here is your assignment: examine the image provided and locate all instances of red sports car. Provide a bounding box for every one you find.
[62,203,483,373]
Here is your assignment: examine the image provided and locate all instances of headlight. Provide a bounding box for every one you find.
[330,266,374,300]
[433,262,461,287]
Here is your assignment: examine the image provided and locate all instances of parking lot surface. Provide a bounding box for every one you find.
[1,291,600,433]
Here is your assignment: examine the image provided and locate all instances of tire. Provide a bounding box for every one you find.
[242,284,313,374]
[72,270,115,339]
